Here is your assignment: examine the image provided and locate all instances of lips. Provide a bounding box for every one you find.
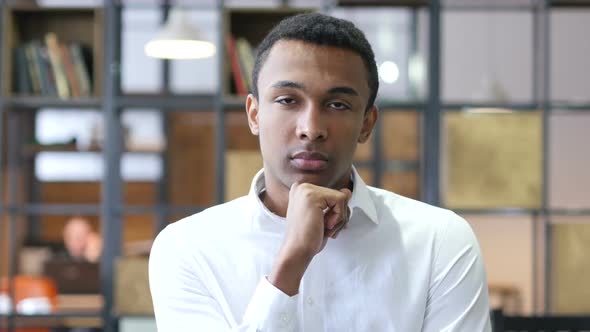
[290,151,329,171]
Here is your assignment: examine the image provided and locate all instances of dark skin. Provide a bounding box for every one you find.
[246,40,378,296]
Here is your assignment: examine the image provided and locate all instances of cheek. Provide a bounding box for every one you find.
[333,121,363,143]
[257,114,290,155]
[258,110,294,139]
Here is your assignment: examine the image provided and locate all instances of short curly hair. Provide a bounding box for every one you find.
[252,13,379,110]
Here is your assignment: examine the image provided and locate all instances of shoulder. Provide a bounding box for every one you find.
[366,186,476,250]
[150,195,254,256]
[367,186,463,227]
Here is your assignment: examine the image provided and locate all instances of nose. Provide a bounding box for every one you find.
[295,104,328,142]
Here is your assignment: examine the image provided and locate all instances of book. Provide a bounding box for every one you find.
[226,35,247,95]
[45,32,70,98]
[13,46,32,94]
[235,38,255,93]
[31,41,54,95]
[60,44,80,97]
[70,44,92,97]
[24,44,41,94]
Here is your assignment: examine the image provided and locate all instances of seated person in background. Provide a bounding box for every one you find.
[63,217,102,263]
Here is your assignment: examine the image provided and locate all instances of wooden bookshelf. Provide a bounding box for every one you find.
[2,5,103,98]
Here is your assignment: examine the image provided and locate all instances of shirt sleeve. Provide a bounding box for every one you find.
[421,212,492,332]
[149,224,299,332]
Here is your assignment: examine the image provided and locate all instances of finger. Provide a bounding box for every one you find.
[324,193,349,228]
[330,207,352,239]
[339,188,352,201]
[330,221,346,239]
[338,188,352,224]
[324,209,341,230]
[324,222,342,239]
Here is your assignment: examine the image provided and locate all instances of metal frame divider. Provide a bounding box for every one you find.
[102,1,123,332]
[0,6,5,309]
[6,112,18,332]
[422,0,441,206]
[156,1,171,235]
[215,0,226,204]
[532,0,542,314]
[541,0,552,314]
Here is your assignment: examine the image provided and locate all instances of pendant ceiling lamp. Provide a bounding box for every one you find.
[145,8,216,60]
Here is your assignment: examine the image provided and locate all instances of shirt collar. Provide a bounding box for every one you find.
[348,167,379,224]
[248,166,379,225]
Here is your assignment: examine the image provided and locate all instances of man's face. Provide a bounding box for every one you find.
[246,40,378,190]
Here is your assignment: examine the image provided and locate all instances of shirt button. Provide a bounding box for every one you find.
[279,312,290,323]
[306,296,314,306]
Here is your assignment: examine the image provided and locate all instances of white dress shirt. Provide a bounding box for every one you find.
[149,168,492,332]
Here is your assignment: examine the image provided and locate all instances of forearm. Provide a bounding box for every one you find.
[268,246,314,296]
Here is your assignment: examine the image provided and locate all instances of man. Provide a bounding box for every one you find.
[63,216,102,263]
[149,13,491,331]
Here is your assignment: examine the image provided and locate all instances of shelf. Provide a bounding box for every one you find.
[1,203,208,216]
[118,94,427,111]
[355,159,420,172]
[453,208,590,217]
[376,99,426,110]
[118,93,215,110]
[550,102,590,111]
[3,96,102,110]
[4,204,588,218]
[549,208,590,217]
[453,208,541,216]
[118,93,253,111]
[442,102,540,111]
[4,203,101,215]
[337,0,429,7]
[11,97,583,113]
[551,0,590,7]
[442,4,538,11]
[0,312,102,319]
[0,312,102,329]
[223,95,248,109]
[22,143,164,157]
[121,204,206,215]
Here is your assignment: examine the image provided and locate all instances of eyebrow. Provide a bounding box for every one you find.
[271,80,359,97]
[271,80,305,90]
[327,86,359,97]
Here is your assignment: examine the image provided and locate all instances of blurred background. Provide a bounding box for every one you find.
[0,0,589,331]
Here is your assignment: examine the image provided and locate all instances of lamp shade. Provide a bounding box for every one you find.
[145,8,216,60]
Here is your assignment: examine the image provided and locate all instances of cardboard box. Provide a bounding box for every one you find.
[115,257,153,315]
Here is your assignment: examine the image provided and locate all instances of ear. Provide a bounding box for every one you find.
[246,94,260,136]
[358,105,378,143]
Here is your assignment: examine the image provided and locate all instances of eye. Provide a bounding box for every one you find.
[328,101,350,111]
[275,97,296,105]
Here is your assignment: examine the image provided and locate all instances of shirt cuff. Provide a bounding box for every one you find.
[242,277,298,331]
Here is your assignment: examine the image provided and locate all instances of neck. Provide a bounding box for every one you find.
[260,177,290,217]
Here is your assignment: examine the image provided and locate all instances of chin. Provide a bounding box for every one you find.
[287,171,340,188]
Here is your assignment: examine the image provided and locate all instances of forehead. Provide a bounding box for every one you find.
[258,40,370,95]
